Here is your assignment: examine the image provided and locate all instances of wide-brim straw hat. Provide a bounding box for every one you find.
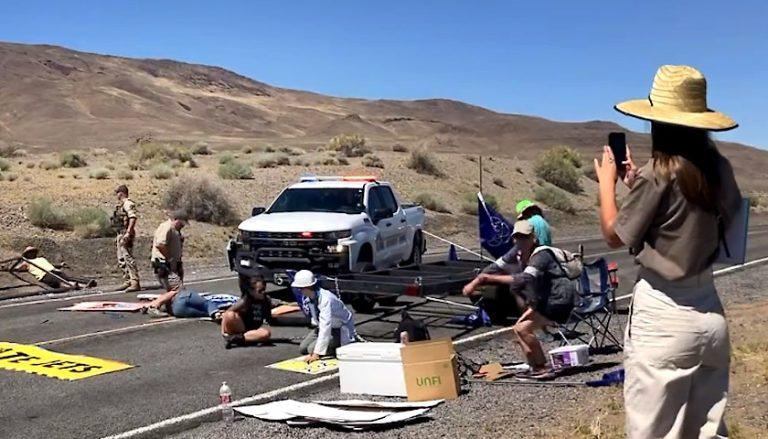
[615,65,737,131]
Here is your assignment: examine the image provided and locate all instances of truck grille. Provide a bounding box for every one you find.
[259,249,306,258]
[249,231,307,240]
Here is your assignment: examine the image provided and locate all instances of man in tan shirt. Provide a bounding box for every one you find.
[114,185,140,292]
[151,210,187,292]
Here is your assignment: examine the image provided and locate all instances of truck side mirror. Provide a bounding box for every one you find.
[251,207,266,217]
[372,208,390,223]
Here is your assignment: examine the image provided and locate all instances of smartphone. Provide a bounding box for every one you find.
[608,132,627,169]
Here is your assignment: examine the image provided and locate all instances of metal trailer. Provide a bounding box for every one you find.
[318,259,488,313]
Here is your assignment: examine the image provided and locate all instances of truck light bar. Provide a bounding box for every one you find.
[298,175,377,182]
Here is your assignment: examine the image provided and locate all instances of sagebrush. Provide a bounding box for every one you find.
[150,164,174,180]
[534,146,583,193]
[362,154,384,168]
[27,198,114,237]
[328,133,369,158]
[535,185,576,214]
[218,161,253,179]
[414,193,451,213]
[60,151,87,168]
[407,149,443,177]
[163,178,238,225]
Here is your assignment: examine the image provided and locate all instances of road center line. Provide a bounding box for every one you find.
[33,317,192,347]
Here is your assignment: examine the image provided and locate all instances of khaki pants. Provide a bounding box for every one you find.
[116,234,139,283]
[624,269,729,439]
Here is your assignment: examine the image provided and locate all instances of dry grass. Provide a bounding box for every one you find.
[407,148,443,177]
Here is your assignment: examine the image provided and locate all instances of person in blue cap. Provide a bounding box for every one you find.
[292,270,357,363]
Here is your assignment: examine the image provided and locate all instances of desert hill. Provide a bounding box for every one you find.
[1,41,767,189]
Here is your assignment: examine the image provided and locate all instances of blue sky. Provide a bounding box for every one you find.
[1,1,766,148]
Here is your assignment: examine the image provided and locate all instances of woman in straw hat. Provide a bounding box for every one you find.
[594,65,742,438]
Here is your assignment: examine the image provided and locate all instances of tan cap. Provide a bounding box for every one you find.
[512,220,534,237]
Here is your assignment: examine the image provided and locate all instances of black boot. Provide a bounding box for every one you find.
[224,334,245,350]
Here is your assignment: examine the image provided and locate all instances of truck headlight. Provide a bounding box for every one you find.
[325,230,352,240]
[326,244,347,253]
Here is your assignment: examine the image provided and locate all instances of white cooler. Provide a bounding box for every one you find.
[336,342,407,397]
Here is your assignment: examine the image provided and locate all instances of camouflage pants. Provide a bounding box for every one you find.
[116,233,139,282]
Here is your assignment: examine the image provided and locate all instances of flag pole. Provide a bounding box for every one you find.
[479,155,483,261]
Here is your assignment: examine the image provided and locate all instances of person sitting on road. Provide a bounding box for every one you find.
[462,211,553,295]
[465,220,577,379]
[220,275,275,349]
[292,270,357,363]
[143,274,224,319]
[13,246,97,289]
[515,199,552,246]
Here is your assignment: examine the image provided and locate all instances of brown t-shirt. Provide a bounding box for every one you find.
[151,219,183,269]
[615,156,741,281]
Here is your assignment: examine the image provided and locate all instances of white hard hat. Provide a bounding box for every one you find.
[291,270,317,288]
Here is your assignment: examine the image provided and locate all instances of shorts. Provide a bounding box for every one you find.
[241,313,265,331]
[540,304,573,324]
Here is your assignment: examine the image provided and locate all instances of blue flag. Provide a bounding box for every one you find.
[477,192,514,259]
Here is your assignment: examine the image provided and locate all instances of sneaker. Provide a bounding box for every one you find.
[224,334,245,350]
[124,281,141,292]
[86,279,98,288]
[145,307,168,318]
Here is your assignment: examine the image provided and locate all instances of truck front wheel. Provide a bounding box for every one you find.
[404,232,424,266]
[349,262,377,314]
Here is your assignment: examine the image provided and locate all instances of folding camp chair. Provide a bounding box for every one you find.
[559,257,623,350]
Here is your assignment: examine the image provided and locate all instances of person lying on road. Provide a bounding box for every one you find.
[12,246,96,289]
[292,270,357,363]
[220,275,276,349]
[143,274,224,319]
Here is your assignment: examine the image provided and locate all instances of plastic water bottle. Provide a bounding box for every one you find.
[219,382,234,423]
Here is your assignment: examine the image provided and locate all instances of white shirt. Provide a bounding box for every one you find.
[303,288,356,355]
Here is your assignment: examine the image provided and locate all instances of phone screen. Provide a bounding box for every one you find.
[608,132,627,168]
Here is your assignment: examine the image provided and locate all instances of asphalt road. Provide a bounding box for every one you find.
[1,226,767,439]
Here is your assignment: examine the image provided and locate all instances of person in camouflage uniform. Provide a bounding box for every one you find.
[113,185,141,292]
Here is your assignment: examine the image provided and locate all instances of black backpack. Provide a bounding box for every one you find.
[394,310,430,343]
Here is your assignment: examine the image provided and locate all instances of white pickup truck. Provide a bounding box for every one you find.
[227,175,426,288]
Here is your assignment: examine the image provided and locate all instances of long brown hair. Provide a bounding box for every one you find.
[651,122,722,213]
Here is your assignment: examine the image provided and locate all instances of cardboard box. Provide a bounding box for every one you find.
[336,342,407,397]
[400,338,460,401]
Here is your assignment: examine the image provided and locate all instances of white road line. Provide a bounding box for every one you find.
[102,326,516,439]
[614,255,768,302]
[33,318,189,347]
[0,275,238,310]
[584,248,627,259]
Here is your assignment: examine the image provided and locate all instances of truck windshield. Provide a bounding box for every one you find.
[267,188,365,214]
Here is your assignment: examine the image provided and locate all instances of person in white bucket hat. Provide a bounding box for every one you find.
[595,65,742,438]
[292,270,357,363]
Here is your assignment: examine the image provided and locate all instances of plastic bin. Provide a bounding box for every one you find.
[336,342,407,397]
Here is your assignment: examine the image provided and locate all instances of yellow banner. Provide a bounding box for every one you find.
[266,356,338,375]
[0,342,133,380]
